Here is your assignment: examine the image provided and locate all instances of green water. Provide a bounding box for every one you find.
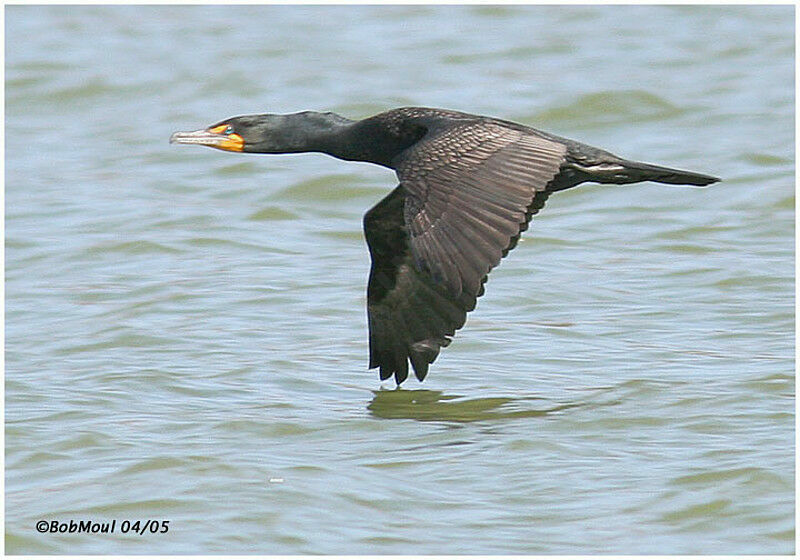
[5,5,794,554]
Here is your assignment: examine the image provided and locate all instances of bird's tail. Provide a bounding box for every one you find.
[587,158,720,187]
[617,159,720,186]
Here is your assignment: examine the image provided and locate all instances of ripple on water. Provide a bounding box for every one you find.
[741,152,792,166]
[10,76,158,107]
[56,333,178,355]
[248,206,299,221]
[215,420,318,438]
[82,240,182,256]
[269,174,383,202]
[670,466,790,489]
[661,498,733,523]
[530,90,687,128]
[212,161,262,176]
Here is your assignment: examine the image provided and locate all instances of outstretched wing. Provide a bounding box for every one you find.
[364,185,551,385]
[364,118,567,384]
[395,119,567,298]
[364,186,474,384]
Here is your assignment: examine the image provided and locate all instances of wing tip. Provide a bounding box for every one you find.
[370,337,451,385]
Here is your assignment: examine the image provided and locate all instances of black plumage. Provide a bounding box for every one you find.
[171,107,719,385]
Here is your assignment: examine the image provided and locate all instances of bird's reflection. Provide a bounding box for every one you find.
[367,388,579,422]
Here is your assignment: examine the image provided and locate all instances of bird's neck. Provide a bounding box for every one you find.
[284,112,417,168]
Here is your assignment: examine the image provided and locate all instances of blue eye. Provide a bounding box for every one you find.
[224,125,234,135]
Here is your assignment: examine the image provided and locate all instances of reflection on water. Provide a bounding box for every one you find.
[368,389,580,422]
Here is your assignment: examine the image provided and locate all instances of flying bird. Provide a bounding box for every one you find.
[170,107,719,385]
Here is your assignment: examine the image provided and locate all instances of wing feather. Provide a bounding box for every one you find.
[364,186,476,383]
[363,116,567,383]
[396,120,567,298]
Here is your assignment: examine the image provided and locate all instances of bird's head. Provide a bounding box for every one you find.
[170,112,353,154]
[169,114,276,153]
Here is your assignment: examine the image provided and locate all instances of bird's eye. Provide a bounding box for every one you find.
[224,125,234,135]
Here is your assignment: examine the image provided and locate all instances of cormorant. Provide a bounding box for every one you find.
[170,107,719,385]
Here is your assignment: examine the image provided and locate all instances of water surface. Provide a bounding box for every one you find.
[5,5,794,554]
